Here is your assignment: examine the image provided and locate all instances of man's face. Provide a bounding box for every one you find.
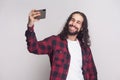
[68,13,84,35]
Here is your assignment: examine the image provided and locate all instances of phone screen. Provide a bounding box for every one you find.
[35,9,46,19]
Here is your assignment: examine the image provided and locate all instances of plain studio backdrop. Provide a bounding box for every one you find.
[0,0,120,80]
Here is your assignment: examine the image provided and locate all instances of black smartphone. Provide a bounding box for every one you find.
[34,9,46,19]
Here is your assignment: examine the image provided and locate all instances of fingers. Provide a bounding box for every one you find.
[28,9,41,27]
[29,9,41,19]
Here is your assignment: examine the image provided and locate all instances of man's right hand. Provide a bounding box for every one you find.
[27,9,41,27]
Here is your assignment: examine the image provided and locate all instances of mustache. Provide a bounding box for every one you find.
[69,24,78,30]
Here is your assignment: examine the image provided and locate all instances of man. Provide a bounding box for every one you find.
[25,10,97,80]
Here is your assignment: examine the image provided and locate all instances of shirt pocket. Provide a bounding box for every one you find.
[54,49,65,67]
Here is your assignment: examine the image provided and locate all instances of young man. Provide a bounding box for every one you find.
[25,10,97,80]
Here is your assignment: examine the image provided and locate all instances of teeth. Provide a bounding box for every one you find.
[71,26,77,29]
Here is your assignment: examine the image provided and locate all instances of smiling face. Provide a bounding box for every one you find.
[68,13,84,35]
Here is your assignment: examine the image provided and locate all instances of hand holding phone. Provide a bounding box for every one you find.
[28,9,46,27]
[34,9,46,20]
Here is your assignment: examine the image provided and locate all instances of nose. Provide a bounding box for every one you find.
[72,21,76,26]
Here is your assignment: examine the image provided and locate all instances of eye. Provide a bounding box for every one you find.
[70,18,75,22]
[77,21,81,24]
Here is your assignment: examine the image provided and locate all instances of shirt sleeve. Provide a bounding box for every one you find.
[25,25,52,55]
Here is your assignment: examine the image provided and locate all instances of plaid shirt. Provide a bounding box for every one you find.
[25,26,97,80]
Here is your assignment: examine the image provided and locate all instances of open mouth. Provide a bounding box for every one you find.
[69,25,78,31]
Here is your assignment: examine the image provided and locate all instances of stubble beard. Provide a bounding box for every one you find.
[67,25,79,35]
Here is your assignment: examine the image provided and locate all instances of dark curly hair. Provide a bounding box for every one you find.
[58,11,91,47]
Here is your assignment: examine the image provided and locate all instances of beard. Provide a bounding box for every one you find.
[67,24,79,35]
[68,30,79,35]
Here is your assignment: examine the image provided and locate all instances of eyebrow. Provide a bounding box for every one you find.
[71,17,82,23]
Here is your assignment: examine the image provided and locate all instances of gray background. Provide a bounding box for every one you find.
[0,0,120,80]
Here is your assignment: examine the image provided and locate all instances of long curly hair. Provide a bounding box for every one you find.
[58,11,91,47]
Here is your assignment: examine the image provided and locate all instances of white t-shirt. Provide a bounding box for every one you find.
[66,39,84,80]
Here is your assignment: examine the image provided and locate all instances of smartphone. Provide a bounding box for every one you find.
[34,9,46,19]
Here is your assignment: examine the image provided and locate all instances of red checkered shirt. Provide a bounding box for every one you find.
[25,26,97,80]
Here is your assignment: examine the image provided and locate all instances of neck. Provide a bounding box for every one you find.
[67,35,77,41]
